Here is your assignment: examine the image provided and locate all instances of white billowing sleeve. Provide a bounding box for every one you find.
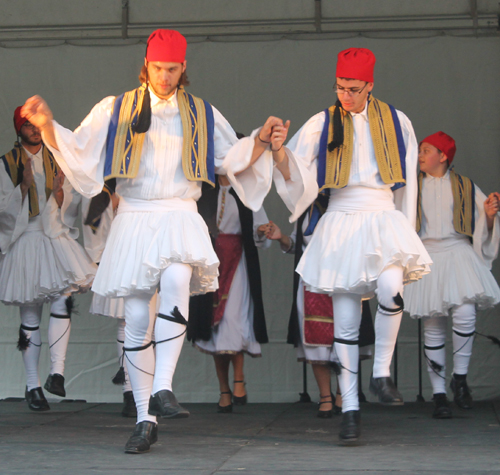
[42,179,81,240]
[252,206,271,250]
[0,171,29,252]
[44,96,115,198]
[392,110,419,228]
[473,187,500,269]
[212,107,274,212]
[273,114,321,223]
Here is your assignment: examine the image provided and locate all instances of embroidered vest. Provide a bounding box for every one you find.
[104,85,215,187]
[416,170,475,238]
[317,96,406,192]
[0,144,59,217]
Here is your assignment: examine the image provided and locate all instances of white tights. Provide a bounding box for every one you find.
[423,303,476,394]
[334,264,404,412]
[124,262,192,424]
[19,294,72,391]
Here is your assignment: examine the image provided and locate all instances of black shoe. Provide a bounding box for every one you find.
[369,376,404,405]
[25,387,50,412]
[148,390,190,419]
[432,393,452,419]
[339,410,361,444]
[317,394,333,418]
[450,375,473,409]
[44,373,66,397]
[217,391,233,413]
[232,381,247,405]
[124,421,158,454]
[122,391,137,418]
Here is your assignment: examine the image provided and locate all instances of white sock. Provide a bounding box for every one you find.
[332,293,362,412]
[452,303,476,376]
[372,265,404,378]
[423,316,447,394]
[124,294,157,424]
[20,304,43,391]
[152,263,192,394]
[117,319,132,393]
[48,295,72,376]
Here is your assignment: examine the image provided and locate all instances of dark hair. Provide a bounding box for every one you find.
[138,64,190,87]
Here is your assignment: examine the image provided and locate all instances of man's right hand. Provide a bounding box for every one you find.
[20,157,34,201]
[21,96,59,150]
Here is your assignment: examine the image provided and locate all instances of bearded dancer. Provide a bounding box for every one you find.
[22,29,287,453]
[267,48,432,443]
[0,107,96,411]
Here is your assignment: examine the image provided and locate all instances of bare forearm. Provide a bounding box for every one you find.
[273,148,290,181]
[40,122,59,152]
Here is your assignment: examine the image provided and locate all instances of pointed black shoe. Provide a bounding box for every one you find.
[217,391,233,413]
[232,380,247,406]
[369,376,404,405]
[148,390,190,419]
[124,421,158,454]
[432,393,452,419]
[44,373,66,397]
[122,391,138,418]
[25,387,50,412]
[339,410,361,444]
[450,376,473,409]
[317,394,333,419]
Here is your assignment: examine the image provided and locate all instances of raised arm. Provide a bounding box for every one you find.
[21,96,58,151]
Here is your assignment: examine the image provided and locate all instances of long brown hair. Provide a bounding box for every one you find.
[138,64,190,87]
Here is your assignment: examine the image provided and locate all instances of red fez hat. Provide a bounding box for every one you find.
[13,106,27,135]
[146,29,187,63]
[420,131,457,164]
[336,48,376,83]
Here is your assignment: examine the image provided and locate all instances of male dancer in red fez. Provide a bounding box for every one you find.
[22,29,289,453]
[266,48,432,443]
[0,108,96,411]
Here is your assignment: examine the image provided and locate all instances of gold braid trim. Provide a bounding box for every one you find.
[107,85,146,179]
[304,315,334,324]
[450,169,474,237]
[368,97,405,185]
[178,88,213,185]
[322,97,404,191]
[3,146,59,217]
[416,172,424,233]
[321,105,353,191]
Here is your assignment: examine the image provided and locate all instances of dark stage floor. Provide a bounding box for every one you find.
[0,397,499,474]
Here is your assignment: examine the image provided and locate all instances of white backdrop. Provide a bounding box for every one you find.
[0,30,499,403]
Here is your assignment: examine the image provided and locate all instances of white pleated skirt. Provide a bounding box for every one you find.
[297,187,432,296]
[92,197,219,298]
[0,226,96,305]
[195,249,261,357]
[405,238,500,318]
[90,293,125,319]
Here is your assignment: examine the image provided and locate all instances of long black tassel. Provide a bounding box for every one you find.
[65,296,75,318]
[17,327,30,351]
[327,99,344,152]
[112,366,126,385]
[132,87,151,134]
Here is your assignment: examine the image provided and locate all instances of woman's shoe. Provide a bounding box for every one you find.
[217,391,233,413]
[317,394,333,418]
[232,380,247,405]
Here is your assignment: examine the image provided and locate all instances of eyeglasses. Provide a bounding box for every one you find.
[333,82,368,97]
[22,121,37,130]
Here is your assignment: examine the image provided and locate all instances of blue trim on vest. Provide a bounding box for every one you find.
[203,98,215,185]
[389,104,406,191]
[104,93,125,178]
[317,109,330,191]
[304,190,330,236]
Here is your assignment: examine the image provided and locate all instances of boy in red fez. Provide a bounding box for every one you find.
[0,107,97,412]
[405,132,500,419]
[21,29,289,454]
[268,46,432,443]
